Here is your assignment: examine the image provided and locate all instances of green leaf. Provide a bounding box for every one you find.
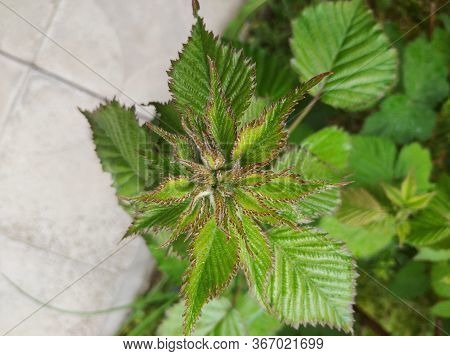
[301,127,351,173]
[82,100,154,196]
[403,37,449,107]
[431,28,450,64]
[291,0,397,111]
[395,143,433,193]
[349,135,396,186]
[407,191,450,246]
[232,90,299,165]
[431,300,450,318]
[134,176,194,203]
[147,123,196,161]
[266,226,356,332]
[431,263,450,298]
[274,127,350,220]
[125,201,190,237]
[252,175,340,202]
[169,18,254,121]
[235,215,272,304]
[182,218,238,335]
[276,126,351,181]
[335,188,388,226]
[389,261,429,299]
[362,94,436,144]
[204,59,236,158]
[297,188,341,222]
[415,248,450,262]
[320,216,395,259]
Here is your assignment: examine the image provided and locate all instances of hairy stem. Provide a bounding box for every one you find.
[288,92,321,134]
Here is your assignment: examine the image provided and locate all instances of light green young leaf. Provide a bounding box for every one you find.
[266,226,356,332]
[169,17,254,121]
[415,248,450,262]
[362,94,436,144]
[336,188,388,226]
[349,135,396,186]
[81,100,154,197]
[431,300,450,318]
[320,216,395,259]
[403,37,449,107]
[291,0,397,111]
[407,191,450,246]
[183,218,238,335]
[431,263,450,298]
[395,143,433,193]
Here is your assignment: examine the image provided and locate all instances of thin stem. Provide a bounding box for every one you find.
[429,2,436,38]
[355,305,390,336]
[288,92,321,135]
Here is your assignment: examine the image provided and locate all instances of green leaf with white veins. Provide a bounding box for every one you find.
[81,100,154,197]
[291,0,397,111]
[266,226,355,332]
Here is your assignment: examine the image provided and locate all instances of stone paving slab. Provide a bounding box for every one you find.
[0,0,242,335]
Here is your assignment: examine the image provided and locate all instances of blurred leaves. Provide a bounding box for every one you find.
[157,295,280,336]
[403,37,449,107]
[362,94,436,144]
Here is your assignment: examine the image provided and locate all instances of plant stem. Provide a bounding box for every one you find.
[355,305,390,336]
[288,92,321,135]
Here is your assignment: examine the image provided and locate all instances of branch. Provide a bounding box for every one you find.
[355,305,390,336]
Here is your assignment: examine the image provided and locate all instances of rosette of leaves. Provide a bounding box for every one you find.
[83,3,355,336]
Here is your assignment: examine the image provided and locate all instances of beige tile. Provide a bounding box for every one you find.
[0,71,151,272]
[0,0,59,61]
[0,56,27,128]
[36,0,243,103]
[0,235,147,335]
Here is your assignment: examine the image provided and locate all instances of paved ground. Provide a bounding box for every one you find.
[0,0,242,335]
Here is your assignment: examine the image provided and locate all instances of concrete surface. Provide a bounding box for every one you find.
[0,0,242,335]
